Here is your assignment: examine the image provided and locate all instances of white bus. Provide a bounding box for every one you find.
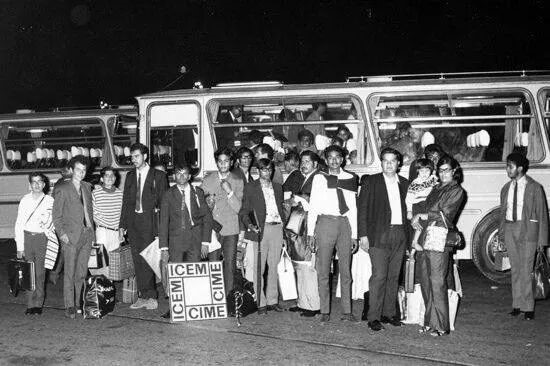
[0,106,138,238]
[134,71,550,283]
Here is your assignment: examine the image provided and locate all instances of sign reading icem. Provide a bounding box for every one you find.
[167,262,227,322]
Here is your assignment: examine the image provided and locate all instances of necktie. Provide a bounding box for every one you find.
[181,189,192,230]
[136,172,141,211]
[80,187,91,228]
[337,188,349,215]
[512,181,518,222]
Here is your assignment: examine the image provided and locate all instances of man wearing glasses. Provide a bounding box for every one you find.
[201,148,244,296]
[233,146,255,184]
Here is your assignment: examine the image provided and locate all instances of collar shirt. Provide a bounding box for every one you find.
[14,193,54,251]
[261,181,282,224]
[307,170,358,239]
[135,164,150,213]
[506,175,527,221]
[383,173,403,225]
[178,184,194,226]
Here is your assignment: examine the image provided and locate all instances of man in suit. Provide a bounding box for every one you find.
[119,143,168,310]
[233,147,254,184]
[358,147,409,331]
[240,158,286,313]
[282,151,302,195]
[307,145,358,322]
[217,105,243,124]
[201,147,244,294]
[52,155,95,319]
[159,163,213,318]
[500,153,548,320]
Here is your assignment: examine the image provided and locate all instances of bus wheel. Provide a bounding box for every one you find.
[472,211,511,284]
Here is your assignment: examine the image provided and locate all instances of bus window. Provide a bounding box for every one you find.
[3,118,106,171]
[148,103,200,172]
[370,91,543,166]
[109,115,138,166]
[539,89,550,142]
[209,96,363,168]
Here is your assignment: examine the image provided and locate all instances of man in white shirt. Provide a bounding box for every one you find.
[15,172,54,315]
[307,145,358,322]
[357,147,409,331]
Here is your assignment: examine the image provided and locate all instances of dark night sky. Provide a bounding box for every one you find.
[1,0,549,113]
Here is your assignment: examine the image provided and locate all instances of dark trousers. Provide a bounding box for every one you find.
[418,250,450,332]
[63,227,94,309]
[129,212,157,299]
[168,226,201,263]
[221,234,238,292]
[315,215,352,315]
[368,226,406,321]
[24,231,47,308]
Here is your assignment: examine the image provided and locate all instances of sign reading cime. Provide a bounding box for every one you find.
[167,262,227,322]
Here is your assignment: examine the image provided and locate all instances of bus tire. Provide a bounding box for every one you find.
[471,210,511,284]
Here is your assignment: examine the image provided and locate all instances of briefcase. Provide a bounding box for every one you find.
[405,256,415,293]
[7,259,36,296]
[109,244,135,281]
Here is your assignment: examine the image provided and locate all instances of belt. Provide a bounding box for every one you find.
[319,214,346,220]
[389,224,404,227]
[24,230,44,236]
[505,220,519,224]
[98,225,118,231]
[265,222,282,225]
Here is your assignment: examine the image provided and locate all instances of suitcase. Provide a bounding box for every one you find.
[7,259,35,296]
[122,276,138,304]
[404,256,415,293]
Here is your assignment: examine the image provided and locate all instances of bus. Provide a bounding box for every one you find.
[0,106,138,238]
[134,71,550,283]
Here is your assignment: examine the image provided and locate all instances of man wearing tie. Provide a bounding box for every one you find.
[119,143,168,310]
[159,164,213,318]
[52,155,95,319]
[500,153,548,320]
[307,145,358,322]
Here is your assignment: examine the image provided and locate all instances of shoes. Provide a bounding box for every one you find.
[289,306,303,312]
[429,330,449,337]
[524,311,534,320]
[25,308,33,315]
[340,313,359,322]
[33,307,42,315]
[418,326,432,334]
[266,304,284,312]
[380,315,403,327]
[320,314,330,322]
[65,307,76,319]
[368,320,385,331]
[257,307,267,315]
[130,298,158,310]
[161,311,171,319]
[300,310,320,318]
[509,308,521,316]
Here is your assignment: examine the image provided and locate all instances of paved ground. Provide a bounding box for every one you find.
[1,239,549,366]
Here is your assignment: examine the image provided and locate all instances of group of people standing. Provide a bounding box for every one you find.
[14,139,547,334]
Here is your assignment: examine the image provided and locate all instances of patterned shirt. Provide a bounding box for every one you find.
[92,187,123,230]
[260,181,282,224]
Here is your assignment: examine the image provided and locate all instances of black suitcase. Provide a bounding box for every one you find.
[7,259,35,296]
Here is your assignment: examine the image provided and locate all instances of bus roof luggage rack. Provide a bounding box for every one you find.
[213,81,283,89]
[346,70,550,83]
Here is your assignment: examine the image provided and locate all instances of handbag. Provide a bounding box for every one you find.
[533,250,550,300]
[109,243,135,280]
[88,244,107,269]
[44,228,59,270]
[423,223,447,253]
[286,203,306,235]
[7,258,36,296]
[277,247,298,300]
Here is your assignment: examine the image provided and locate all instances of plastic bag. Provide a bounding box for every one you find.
[533,250,550,300]
[83,275,116,319]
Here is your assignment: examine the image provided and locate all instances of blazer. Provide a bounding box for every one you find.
[119,167,168,232]
[298,170,319,198]
[283,169,304,195]
[233,166,254,184]
[357,173,409,246]
[52,180,95,245]
[239,180,286,242]
[499,175,549,247]
[159,185,213,249]
[201,171,244,236]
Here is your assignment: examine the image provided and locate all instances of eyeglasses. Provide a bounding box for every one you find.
[260,168,273,172]
[438,167,452,174]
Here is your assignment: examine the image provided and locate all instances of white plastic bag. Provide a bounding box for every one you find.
[293,253,320,310]
[277,247,297,300]
[402,284,426,325]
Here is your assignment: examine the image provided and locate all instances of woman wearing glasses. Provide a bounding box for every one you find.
[411,155,466,336]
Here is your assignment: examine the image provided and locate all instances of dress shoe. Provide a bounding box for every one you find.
[289,306,303,312]
[320,314,330,322]
[340,313,359,322]
[509,308,521,316]
[25,308,33,315]
[524,311,534,320]
[429,329,449,337]
[300,310,320,317]
[65,307,76,319]
[257,307,267,315]
[161,311,171,319]
[380,315,403,327]
[368,320,385,331]
[267,304,284,312]
[33,307,43,315]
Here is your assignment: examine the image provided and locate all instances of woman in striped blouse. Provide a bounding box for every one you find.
[91,166,124,277]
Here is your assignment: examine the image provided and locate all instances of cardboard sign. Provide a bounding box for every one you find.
[167,261,227,322]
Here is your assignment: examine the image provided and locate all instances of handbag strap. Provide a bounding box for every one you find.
[25,195,46,225]
[439,211,449,230]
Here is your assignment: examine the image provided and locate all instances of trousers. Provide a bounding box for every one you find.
[257,224,283,307]
[418,250,450,332]
[24,231,47,308]
[129,212,157,299]
[63,227,94,309]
